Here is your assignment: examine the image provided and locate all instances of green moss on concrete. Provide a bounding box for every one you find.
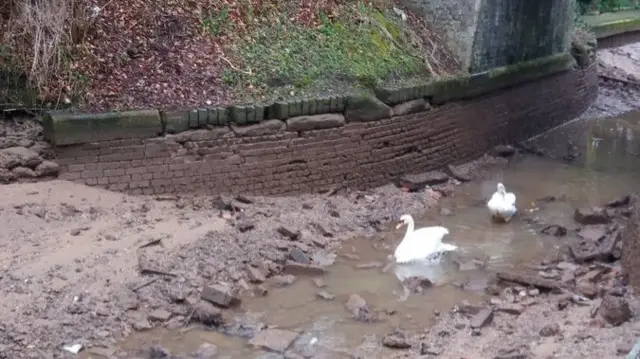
[583,10,640,37]
[344,95,392,123]
[43,110,162,146]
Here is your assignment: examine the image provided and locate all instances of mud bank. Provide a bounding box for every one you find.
[0,152,506,358]
[580,42,640,119]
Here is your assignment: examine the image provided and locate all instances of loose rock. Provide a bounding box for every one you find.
[598,294,632,326]
[283,261,326,276]
[470,308,493,329]
[201,283,241,308]
[574,207,611,225]
[249,329,299,353]
[346,294,376,322]
[381,328,411,349]
[540,224,567,237]
[402,276,433,294]
[277,226,301,241]
[539,323,560,337]
[192,301,224,325]
[289,248,310,264]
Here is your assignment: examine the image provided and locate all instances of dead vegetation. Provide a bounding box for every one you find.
[0,0,462,112]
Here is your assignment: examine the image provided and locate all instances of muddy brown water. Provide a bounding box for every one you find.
[105,112,640,358]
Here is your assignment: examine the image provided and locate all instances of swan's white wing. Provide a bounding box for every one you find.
[505,192,516,207]
[394,226,449,263]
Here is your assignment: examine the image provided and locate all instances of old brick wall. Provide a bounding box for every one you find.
[54,63,598,196]
[598,30,640,49]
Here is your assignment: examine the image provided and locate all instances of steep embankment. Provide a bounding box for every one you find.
[0,0,462,113]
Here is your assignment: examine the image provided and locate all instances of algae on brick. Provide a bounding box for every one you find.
[197,108,208,127]
[274,102,289,120]
[188,109,199,128]
[246,106,257,123]
[255,105,265,122]
[217,107,229,125]
[288,100,302,118]
[231,105,247,125]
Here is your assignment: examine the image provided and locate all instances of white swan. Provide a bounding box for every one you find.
[393,214,458,264]
[487,182,517,222]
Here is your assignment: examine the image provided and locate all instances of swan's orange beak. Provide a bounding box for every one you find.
[395,222,404,229]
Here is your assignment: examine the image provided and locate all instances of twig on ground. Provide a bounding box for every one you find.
[219,54,253,75]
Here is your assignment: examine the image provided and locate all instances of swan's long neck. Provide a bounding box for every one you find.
[404,218,415,237]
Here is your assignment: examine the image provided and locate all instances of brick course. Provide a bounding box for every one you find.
[55,63,598,196]
[597,30,640,49]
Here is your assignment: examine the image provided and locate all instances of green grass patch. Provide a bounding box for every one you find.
[223,5,429,102]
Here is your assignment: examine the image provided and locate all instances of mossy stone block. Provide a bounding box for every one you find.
[274,102,289,120]
[321,97,332,113]
[330,97,338,112]
[230,105,247,125]
[255,105,265,123]
[217,107,229,125]
[301,99,310,115]
[43,110,163,146]
[247,106,259,124]
[308,100,317,115]
[197,109,208,127]
[430,76,471,104]
[344,95,393,123]
[162,110,191,134]
[188,109,199,128]
[207,108,219,125]
[288,100,302,118]
[266,103,277,120]
[373,87,395,105]
[336,97,346,112]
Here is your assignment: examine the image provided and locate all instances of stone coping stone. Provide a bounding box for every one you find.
[43,110,162,146]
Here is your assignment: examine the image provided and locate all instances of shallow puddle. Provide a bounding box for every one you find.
[105,111,640,358]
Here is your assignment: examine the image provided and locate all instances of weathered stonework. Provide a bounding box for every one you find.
[52,63,598,196]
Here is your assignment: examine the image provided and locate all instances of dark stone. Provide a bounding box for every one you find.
[541,225,567,237]
[569,229,621,263]
[247,266,266,283]
[399,171,450,191]
[289,248,310,264]
[420,342,443,356]
[277,226,301,240]
[283,261,326,276]
[381,329,411,349]
[493,346,530,359]
[402,276,433,294]
[445,164,472,182]
[605,195,631,208]
[201,284,240,308]
[236,217,255,232]
[599,295,632,326]
[286,114,345,132]
[346,294,376,322]
[574,207,611,225]
[490,145,516,157]
[35,160,60,176]
[470,308,493,329]
[148,345,171,359]
[539,323,560,337]
[192,301,224,325]
[344,95,392,123]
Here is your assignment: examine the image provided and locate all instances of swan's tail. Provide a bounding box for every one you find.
[439,243,458,252]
